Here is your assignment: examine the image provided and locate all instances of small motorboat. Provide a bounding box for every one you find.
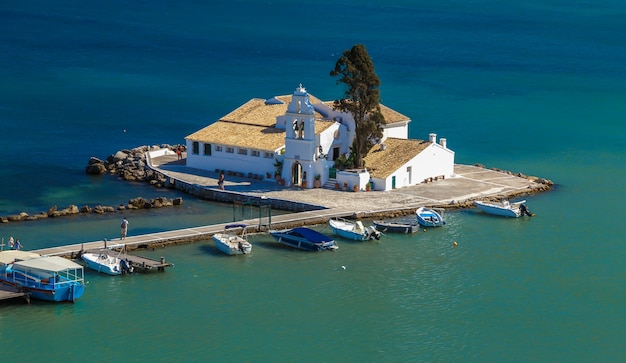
[373,220,420,233]
[329,218,381,241]
[474,200,533,218]
[416,207,446,227]
[81,248,133,275]
[0,255,86,302]
[212,224,252,255]
[270,227,338,251]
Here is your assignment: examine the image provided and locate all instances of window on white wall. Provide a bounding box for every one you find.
[226,147,234,153]
[238,148,248,155]
[215,145,223,152]
[251,150,260,157]
[204,144,211,156]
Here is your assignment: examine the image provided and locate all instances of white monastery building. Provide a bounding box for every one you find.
[185,84,454,191]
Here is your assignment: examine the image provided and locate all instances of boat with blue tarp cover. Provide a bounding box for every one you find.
[270,227,338,251]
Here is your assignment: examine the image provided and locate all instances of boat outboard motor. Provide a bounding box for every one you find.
[369,227,381,240]
[120,258,133,274]
[520,203,532,217]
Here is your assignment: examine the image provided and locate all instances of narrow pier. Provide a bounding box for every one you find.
[33,208,354,258]
[0,283,30,304]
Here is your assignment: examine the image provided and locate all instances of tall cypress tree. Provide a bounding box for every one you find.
[330,44,384,168]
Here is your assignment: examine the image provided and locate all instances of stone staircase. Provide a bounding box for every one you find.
[323,178,338,190]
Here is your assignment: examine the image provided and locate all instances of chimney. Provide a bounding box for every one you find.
[439,138,447,149]
[429,133,436,143]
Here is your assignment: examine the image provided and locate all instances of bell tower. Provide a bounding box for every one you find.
[282,84,317,187]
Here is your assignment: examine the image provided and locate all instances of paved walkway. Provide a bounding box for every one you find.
[152,154,541,215]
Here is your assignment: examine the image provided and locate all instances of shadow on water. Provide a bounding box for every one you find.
[198,244,223,256]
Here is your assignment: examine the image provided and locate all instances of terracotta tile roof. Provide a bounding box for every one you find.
[186,93,408,152]
[186,94,335,151]
[379,104,411,124]
[221,97,288,127]
[363,137,431,178]
[321,101,410,124]
[186,122,286,151]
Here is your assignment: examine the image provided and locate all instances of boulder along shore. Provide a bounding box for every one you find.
[1,145,186,224]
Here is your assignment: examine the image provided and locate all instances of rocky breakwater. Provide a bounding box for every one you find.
[86,145,183,188]
[0,197,183,224]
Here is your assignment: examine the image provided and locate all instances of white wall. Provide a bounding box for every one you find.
[382,122,409,140]
[186,140,278,179]
[372,143,455,191]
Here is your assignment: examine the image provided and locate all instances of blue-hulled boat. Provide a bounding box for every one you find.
[270,227,338,251]
[416,207,446,227]
[0,255,86,303]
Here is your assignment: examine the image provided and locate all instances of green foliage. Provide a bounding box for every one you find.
[330,44,384,168]
[333,152,355,170]
[273,158,283,176]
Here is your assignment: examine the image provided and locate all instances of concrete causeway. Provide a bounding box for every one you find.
[33,153,550,257]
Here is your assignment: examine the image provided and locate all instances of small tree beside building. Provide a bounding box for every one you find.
[330,44,385,169]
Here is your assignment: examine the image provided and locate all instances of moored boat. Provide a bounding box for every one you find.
[270,227,338,251]
[329,218,381,241]
[416,207,446,227]
[212,224,252,255]
[373,220,420,233]
[0,255,86,302]
[474,200,533,218]
[81,248,133,275]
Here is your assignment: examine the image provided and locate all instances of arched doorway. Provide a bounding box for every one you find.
[291,162,303,186]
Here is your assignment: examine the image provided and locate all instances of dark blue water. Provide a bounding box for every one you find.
[1,1,625,361]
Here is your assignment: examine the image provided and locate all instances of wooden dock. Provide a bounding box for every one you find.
[0,283,30,304]
[80,244,174,273]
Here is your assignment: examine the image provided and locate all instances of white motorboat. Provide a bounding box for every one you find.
[213,224,252,255]
[329,218,380,241]
[474,200,533,218]
[81,248,133,275]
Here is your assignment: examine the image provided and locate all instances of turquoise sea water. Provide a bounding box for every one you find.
[1,1,625,362]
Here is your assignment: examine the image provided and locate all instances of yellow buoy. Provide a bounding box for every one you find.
[453,241,458,247]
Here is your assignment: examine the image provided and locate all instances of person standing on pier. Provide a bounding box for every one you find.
[176,146,182,160]
[121,217,129,240]
[218,170,225,190]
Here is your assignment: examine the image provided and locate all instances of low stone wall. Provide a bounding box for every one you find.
[167,176,325,212]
